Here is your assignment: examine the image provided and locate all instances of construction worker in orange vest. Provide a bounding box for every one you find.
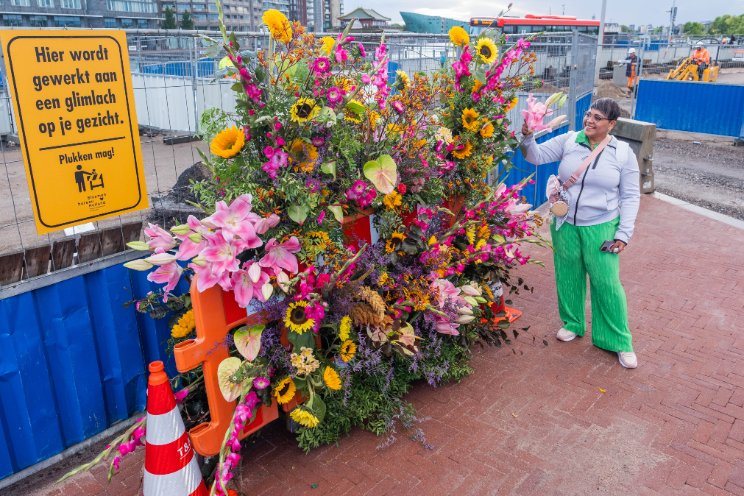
[624,48,638,95]
[691,42,711,79]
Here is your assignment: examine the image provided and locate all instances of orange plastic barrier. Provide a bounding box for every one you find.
[173,280,278,457]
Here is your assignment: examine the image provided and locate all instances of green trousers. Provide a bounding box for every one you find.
[550,218,633,352]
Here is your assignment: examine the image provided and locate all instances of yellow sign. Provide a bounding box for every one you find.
[0,30,148,234]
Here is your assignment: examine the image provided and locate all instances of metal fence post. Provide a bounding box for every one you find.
[192,36,199,134]
[631,44,644,119]
[567,30,579,131]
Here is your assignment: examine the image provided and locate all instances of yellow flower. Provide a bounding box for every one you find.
[396,69,410,87]
[368,110,380,129]
[435,126,453,144]
[476,38,498,64]
[473,79,484,93]
[377,272,391,286]
[428,235,438,246]
[323,366,342,391]
[344,99,363,123]
[461,108,480,132]
[171,309,195,339]
[475,239,487,251]
[291,346,320,375]
[478,224,491,240]
[290,97,320,123]
[449,26,470,47]
[284,301,315,334]
[466,224,476,245]
[340,340,356,362]
[321,36,335,55]
[505,97,519,112]
[383,191,402,210]
[210,126,245,159]
[290,406,320,428]
[480,121,495,138]
[289,138,319,172]
[339,315,351,341]
[385,231,406,253]
[452,139,473,159]
[262,9,292,44]
[273,377,296,405]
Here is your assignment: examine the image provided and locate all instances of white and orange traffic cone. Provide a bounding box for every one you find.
[143,361,208,496]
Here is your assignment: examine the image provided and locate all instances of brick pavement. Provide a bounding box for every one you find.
[17,195,744,496]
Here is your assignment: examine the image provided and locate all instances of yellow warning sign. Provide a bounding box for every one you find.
[0,30,148,234]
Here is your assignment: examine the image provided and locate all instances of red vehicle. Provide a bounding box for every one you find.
[470,14,600,36]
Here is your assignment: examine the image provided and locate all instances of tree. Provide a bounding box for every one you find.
[620,25,633,33]
[709,14,744,35]
[162,7,177,29]
[682,21,706,36]
[180,11,194,30]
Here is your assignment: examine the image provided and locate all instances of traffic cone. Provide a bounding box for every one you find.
[143,361,208,496]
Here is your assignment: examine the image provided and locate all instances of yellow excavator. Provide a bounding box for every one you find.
[666,57,719,82]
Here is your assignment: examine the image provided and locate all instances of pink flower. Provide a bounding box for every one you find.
[262,150,288,179]
[335,45,349,63]
[312,57,331,74]
[357,42,366,58]
[391,101,404,114]
[254,213,280,235]
[147,261,183,293]
[326,86,343,106]
[201,232,240,277]
[521,93,553,133]
[253,376,270,390]
[144,223,176,252]
[259,237,301,274]
[317,210,326,225]
[174,388,189,404]
[232,263,270,307]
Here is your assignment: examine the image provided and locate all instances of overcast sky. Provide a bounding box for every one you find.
[349,0,743,27]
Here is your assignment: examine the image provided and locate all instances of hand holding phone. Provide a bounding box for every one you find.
[600,240,615,253]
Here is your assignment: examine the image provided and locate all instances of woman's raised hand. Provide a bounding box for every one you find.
[521,122,532,136]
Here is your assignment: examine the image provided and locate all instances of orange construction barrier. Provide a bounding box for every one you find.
[173,281,278,457]
[143,361,208,496]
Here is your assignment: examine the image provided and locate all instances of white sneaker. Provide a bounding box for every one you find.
[618,352,638,369]
[556,328,578,342]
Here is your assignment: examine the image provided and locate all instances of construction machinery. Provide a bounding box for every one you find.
[666,57,719,82]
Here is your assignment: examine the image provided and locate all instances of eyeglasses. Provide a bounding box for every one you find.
[584,111,610,123]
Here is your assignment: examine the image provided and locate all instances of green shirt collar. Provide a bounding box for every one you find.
[575,130,594,148]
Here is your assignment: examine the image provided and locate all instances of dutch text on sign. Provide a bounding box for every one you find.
[0,31,148,234]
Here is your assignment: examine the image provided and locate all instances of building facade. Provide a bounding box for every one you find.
[0,0,160,29]
[338,7,388,30]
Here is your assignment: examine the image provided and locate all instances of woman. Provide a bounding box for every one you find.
[521,98,641,368]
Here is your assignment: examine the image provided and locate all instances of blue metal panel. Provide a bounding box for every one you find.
[0,262,172,480]
[635,79,744,137]
[574,93,592,131]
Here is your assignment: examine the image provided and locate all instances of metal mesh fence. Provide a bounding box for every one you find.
[0,29,596,286]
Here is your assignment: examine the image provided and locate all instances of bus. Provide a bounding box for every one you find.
[469,14,600,37]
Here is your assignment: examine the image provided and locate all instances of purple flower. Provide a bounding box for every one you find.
[306,178,321,192]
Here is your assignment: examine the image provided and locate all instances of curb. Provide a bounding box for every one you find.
[652,192,744,231]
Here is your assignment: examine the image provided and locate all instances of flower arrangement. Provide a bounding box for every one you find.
[77,7,554,494]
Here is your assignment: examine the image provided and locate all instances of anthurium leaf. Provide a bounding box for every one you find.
[320,161,336,179]
[217,357,244,402]
[288,205,309,225]
[363,154,397,194]
[328,205,343,223]
[233,324,264,361]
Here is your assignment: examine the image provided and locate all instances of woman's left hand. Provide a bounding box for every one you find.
[609,240,627,253]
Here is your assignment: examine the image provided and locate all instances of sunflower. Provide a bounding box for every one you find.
[290,406,320,428]
[505,97,519,112]
[321,36,335,55]
[449,26,470,47]
[385,231,407,253]
[273,377,296,404]
[461,108,480,133]
[262,9,292,44]
[290,97,320,123]
[472,79,484,93]
[383,191,402,210]
[476,38,498,64]
[339,340,356,362]
[284,301,315,334]
[396,69,410,88]
[339,315,351,341]
[323,366,342,391]
[480,121,495,138]
[452,139,473,159]
[210,126,245,159]
[171,309,195,338]
[289,139,319,172]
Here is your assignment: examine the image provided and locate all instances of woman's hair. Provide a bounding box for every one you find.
[590,98,621,121]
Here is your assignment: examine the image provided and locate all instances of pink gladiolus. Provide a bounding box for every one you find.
[144,223,176,252]
[174,388,189,404]
[259,237,301,274]
[521,93,553,133]
[335,45,349,63]
[317,210,326,225]
[146,261,183,294]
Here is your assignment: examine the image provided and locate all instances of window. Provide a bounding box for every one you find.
[2,14,24,26]
[60,0,81,8]
[137,18,148,27]
[106,1,157,13]
[120,17,134,28]
[29,15,48,26]
[104,17,118,27]
[54,15,81,26]
[36,0,55,6]
[10,0,31,6]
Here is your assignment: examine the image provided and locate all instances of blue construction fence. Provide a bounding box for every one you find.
[0,266,182,481]
[140,58,217,78]
[635,79,744,138]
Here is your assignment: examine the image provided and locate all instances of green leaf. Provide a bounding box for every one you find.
[233,324,264,361]
[308,395,327,423]
[328,205,343,223]
[288,330,316,351]
[320,161,336,180]
[345,99,365,116]
[287,61,310,82]
[363,154,398,194]
[288,204,309,225]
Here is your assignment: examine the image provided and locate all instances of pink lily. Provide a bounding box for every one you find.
[146,261,182,293]
[259,236,301,274]
[231,262,270,307]
[521,93,553,133]
[144,223,176,252]
[205,194,261,244]
[201,232,240,277]
[254,213,280,235]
